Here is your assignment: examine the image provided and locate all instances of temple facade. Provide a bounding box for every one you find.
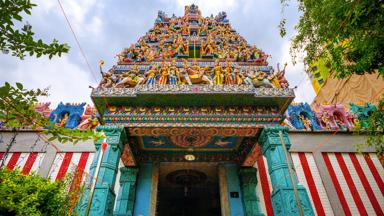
[0,5,383,216]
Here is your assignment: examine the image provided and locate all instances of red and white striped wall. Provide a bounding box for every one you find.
[255,155,331,216]
[0,152,45,175]
[255,156,274,216]
[256,152,383,216]
[0,152,95,187]
[48,152,95,184]
[291,153,333,216]
[322,153,384,216]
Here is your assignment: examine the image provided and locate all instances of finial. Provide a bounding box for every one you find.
[99,60,105,73]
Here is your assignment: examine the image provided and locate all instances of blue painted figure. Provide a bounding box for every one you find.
[145,64,158,85]
[169,61,178,85]
[287,103,321,130]
[49,102,85,128]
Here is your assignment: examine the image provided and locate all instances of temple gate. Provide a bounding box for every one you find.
[77,5,314,216]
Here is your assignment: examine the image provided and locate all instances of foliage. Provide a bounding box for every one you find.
[281,0,384,78]
[0,0,69,59]
[354,97,384,160]
[280,0,383,157]
[0,82,104,143]
[0,168,80,216]
[366,98,384,157]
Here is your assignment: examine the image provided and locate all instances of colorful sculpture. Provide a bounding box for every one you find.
[77,105,99,130]
[349,103,377,129]
[101,5,291,89]
[287,103,321,130]
[34,102,52,118]
[314,103,354,130]
[49,102,86,129]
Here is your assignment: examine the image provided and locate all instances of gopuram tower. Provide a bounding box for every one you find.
[78,5,315,216]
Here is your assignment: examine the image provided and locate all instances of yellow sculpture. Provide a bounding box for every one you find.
[213,60,223,85]
[223,61,234,84]
[56,113,69,127]
[158,61,170,85]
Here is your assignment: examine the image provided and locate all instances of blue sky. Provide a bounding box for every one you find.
[0,0,315,106]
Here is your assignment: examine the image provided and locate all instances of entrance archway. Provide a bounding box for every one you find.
[157,163,221,216]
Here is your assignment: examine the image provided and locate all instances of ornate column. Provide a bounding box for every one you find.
[113,167,138,216]
[239,167,264,216]
[77,126,126,216]
[258,127,314,216]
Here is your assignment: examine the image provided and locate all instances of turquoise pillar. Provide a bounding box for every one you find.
[133,163,158,216]
[223,163,245,216]
[113,167,138,216]
[258,127,314,216]
[239,167,264,216]
[77,126,126,216]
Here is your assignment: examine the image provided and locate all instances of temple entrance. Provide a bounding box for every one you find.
[157,163,221,216]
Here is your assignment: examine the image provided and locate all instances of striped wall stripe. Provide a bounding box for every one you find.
[336,153,367,215]
[21,152,38,174]
[349,153,383,216]
[291,153,333,216]
[55,152,73,181]
[49,152,95,184]
[255,156,274,216]
[70,152,90,191]
[6,152,21,170]
[364,154,384,196]
[323,153,352,215]
[356,154,384,211]
[323,153,384,216]
[0,152,45,174]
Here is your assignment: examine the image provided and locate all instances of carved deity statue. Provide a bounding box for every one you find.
[186,60,213,84]
[145,64,158,85]
[116,64,144,87]
[56,113,69,127]
[212,60,223,85]
[268,68,280,88]
[169,60,179,84]
[223,61,234,84]
[277,63,289,88]
[300,114,312,130]
[158,62,170,85]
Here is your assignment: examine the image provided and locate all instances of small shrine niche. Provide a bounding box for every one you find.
[314,103,354,130]
[287,103,320,131]
[49,102,86,129]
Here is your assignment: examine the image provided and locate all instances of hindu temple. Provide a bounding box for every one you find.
[1,4,383,216]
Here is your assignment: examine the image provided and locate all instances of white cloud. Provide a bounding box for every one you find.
[86,16,103,35]
[279,39,316,104]
[294,77,316,103]
[33,0,104,38]
[0,55,95,107]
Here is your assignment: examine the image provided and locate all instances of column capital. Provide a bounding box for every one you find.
[119,167,138,183]
[258,126,291,153]
[239,167,258,185]
[95,126,127,151]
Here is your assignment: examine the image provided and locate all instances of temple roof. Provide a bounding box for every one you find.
[92,4,294,114]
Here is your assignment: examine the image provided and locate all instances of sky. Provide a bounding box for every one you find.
[0,0,315,107]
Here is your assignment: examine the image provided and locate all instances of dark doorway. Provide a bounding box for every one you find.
[157,169,221,216]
